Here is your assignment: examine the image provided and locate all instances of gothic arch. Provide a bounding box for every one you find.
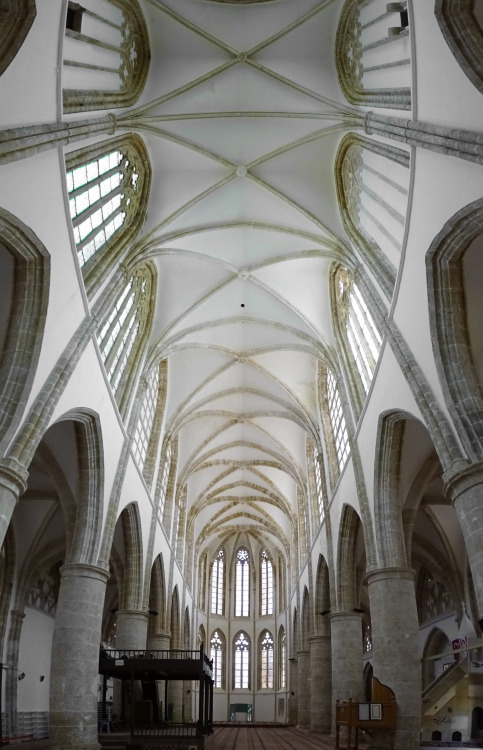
[336,504,362,611]
[434,0,483,94]
[335,0,411,110]
[314,555,331,636]
[0,0,37,76]
[149,553,167,634]
[422,627,452,689]
[170,586,180,648]
[300,587,311,652]
[63,0,150,113]
[0,208,50,453]
[118,502,144,610]
[427,197,483,462]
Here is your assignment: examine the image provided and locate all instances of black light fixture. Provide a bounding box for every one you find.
[39,676,45,682]
[18,673,25,681]
[110,608,118,614]
[320,610,331,616]
[148,610,159,616]
[353,607,365,613]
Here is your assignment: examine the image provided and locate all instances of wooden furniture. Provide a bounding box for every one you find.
[335,677,397,749]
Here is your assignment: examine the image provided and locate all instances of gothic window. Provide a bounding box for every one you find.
[211,548,225,616]
[132,366,159,470]
[364,621,372,652]
[210,629,225,689]
[65,136,150,290]
[278,556,286,613]
[333,266,382,409]
[336,0,411,110]
[278,627,286,689]
[260,549,273,616]
[327,369,350,472]
[158,442,172,521]
[259,630,274,690]
[234,631,250,689]
[27,564,61,615]
[314,448,325,524]
[335,134,410,297]
[434,0,483,95]
[235,548,250,617]
[198,553,207,610]
[62,0,150,113]
[97,265,153,406]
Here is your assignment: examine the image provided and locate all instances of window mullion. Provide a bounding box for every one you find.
[72,185,124,228]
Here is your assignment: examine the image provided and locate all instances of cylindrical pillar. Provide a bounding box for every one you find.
[297,650,310,727]
[330,612,363,739]
[49,563,109,750]
[310,635,332,733]
[146,631,170,651]
[0,463,27,550]
[116,609,149,650]
[288,657,298,724]
[366,567,421,750]
[445,465,483,616]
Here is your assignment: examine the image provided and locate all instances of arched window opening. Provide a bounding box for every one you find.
[259,630,274,690]
[198,553,207,611]
[278,627,286,690]
[234,632,250,689]
[435,0,483,95]
[97,265,152,400]
[336,134,410,291]
[158,442,172,521]
[67,146,141,269]
[235,548,250,617]
[132,366,159,470]
[0,0,37,77]
[314,449,325,524]
[210,630,225,689]
[278,557,286,613]
[62,0,150,113]
[260,550,273,616]
[334,267,382,399]
[336,0,411,109]
[211,548,225,616]
[327,369,350,471]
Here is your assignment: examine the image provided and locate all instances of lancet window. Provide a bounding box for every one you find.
[259,630,274,690]
[260,549,273,616]
[327,369,350,472]
[132,366,159,470]
[210,630,225,689]
[211,548,225,616]
[235,548,250,617]
[234,632,250,689]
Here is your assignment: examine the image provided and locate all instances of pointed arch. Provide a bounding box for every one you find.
[119,502,144,610]
[315,555,331,636]
[258,629,274,690]
[210,628,226,689]
[149,554,166,634]
[427,197,483,462]
[301,587,311,651]
[170,585,180,648]
[435,0,483,94]
[337,504,362,611]
[0,208,50,452]
[0,0,37,76]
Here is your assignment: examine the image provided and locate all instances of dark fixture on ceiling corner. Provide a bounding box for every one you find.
[148,609,159,616]
[320,610,331,616]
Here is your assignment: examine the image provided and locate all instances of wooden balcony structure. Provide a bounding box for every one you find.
[98,646,214,748]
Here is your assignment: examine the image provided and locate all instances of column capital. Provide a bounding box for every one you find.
[309,634,331,644]
[365,566,415,586]
[0,458,28,496]
[329,610,364,624]
[60,563,110,584]
[443,460,483,503]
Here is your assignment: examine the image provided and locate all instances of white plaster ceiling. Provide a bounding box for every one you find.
[133,0,353,557]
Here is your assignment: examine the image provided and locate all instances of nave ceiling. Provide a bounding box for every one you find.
[116,0,357,561]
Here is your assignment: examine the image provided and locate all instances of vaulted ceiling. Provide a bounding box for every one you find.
[126,0,355,560]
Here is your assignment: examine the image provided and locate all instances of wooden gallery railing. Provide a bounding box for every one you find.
[335,677,397,750]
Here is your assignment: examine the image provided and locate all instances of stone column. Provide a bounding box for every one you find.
[5,610,26,738]
[288,657,298,724]
[445,464,483,617]
[297,650,310,727]
[146,631,170,651]
[0,462,28,550]
[49,563,109,750]
[330,612,363,738]
[366,567,421,750]
[310,635,332,733]
[116,609,149,650]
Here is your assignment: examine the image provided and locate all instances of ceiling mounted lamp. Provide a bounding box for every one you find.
[18,672,25,681]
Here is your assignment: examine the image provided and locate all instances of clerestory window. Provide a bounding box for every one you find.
[327,369,350,471]
[260,550,273,616]
[314,448,325,524]
[97,265,152,401]
[211,548,225,616]
[158,442,172,521]
[278,627,286,689]
[132,366,159,470]
[210,629,225,689]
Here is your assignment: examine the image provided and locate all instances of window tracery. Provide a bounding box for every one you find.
[27,564,60,615]
[211,548,225,616]
[278,627,286,689]
[65,135,151,297]
[234,631,250,689]
[62,0,150,113]
[314,448,325,525]
[235,548,250,617]
[158,442,172,522]
[259,630,274,689]
[336,0,411,109]
[210,629,225,689]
